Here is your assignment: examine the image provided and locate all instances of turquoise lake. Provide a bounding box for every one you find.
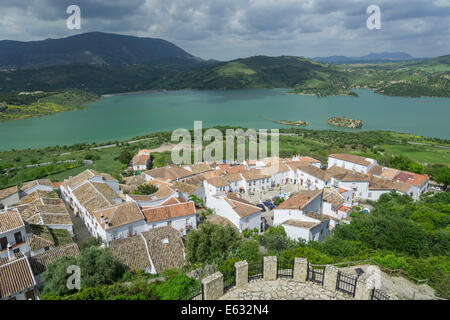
[0,89,449,151]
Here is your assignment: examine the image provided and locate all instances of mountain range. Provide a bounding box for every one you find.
[0,32,448,97]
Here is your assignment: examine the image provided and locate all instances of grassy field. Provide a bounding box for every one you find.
[380,144,450,166]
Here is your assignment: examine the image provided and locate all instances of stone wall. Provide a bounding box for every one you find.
[202,256,393,300]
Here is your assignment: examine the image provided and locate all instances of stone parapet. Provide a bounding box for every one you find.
[202,272,224,300]
[263,256,277,281]
[235,260,249,288]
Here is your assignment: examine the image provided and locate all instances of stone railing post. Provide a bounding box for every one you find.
[354,274,372,300]
[235,260,249,288]
[323,265,339,292]
[293,258,308,282]
[263,256,277,281]
[202,272,224,300]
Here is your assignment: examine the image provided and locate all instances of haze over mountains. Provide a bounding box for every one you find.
[313,52,428,64]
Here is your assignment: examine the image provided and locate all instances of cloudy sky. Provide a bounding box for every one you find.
[0,0,449,60]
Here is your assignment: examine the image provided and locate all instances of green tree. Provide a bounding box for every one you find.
[118,150,132,165]
[155,273,198,300]
[133,183,158,195]
[185,222,241,264]
[41,256,78,296]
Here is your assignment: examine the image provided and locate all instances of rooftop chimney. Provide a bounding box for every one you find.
[7,243,14,261]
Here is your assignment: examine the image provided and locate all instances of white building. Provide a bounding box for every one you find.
[295,165,331,190]
[20,179,54,196]
[327,166,370,200]
[0,209,29,259]
[0,252,38,300]
[131,149,151,171]
[241,170,271,193]
[328,154,377,174]
[273,189,323,225]
[281,216,331,242]
[89,201,147,244]
[206,193,262,232]
[0,186,19,208]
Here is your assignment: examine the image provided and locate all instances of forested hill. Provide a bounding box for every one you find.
[0,32,198,69]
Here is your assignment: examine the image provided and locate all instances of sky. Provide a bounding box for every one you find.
[0,0,449,61]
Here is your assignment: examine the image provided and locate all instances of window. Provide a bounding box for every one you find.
[25,290,35,300]
[0,237,7,250]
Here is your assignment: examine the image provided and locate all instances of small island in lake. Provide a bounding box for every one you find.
[327,116,363,129]
[279,120,309,126]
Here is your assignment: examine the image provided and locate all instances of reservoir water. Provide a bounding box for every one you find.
[0,89,449,151]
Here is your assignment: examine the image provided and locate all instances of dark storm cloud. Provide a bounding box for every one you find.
[0,0,448,60]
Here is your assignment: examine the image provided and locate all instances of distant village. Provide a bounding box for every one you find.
[0,149,431,300]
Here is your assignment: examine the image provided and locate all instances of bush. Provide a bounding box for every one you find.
[155,273,198,300]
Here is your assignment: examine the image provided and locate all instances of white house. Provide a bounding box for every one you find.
[0,252,38,300]
[273,189,323,225]
[206,193,262,232]
[204,176,231,199]
[0,186,19,208]
[224,173,246,193]
[0,209,29,259]
[241,170,271,193]
[131,149,151,171]
[20,179,54,196]
[141,198,197,236]
[91,201,148,244]
[281,217,331,242]
[327,166,370,200]
[328,154,377,174]
[295,165,331,190]
[393,171,429,200]
[144,165,194,183]
[261,162,292,187]
[290,156,322,168]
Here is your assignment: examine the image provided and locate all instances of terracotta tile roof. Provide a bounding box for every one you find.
[329,154,373,166]
[141,226,186,273]
[19,190,59,205]
[62,169,99,191]
[150,185,176,200]
[380,168,400,180]
[392,181,414,194]
[145,165,193,182]
[261,162,291,175]
[276,189,323,210]
[109,236,151,272]
[225,165,247,174]
[40,214,73,225]
[218,164,231,170]
[15,204,42,224]
[305,212,330,222]
[394,171,429,187]
[142,202,196,224]
[202,169,226,179]
[323,189,344,209]
[123,174,147,187]
[160,196,185,206]
[29,243,79,276]
[184,174,207,185]
[172,182,202,194]
[282,219,320,229]
[338,187,349,194]
[0,209,24,233]
[326,166,370,182]
[72,181,116,213]
[132,154,150,166]
[0,186,18,200]
[20,179,52,192]
[241,170,271,182]
[0,252,36,299]
[369,176,395,190]
[206,214,238,230]
[296,164,331,181]
[206,176,229,188]
[183,163,212,174]
[27,234,54,252]
[225,173,244,183]
[93,202,145,231]
[222,193,261,218]
[368,164,384,177]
